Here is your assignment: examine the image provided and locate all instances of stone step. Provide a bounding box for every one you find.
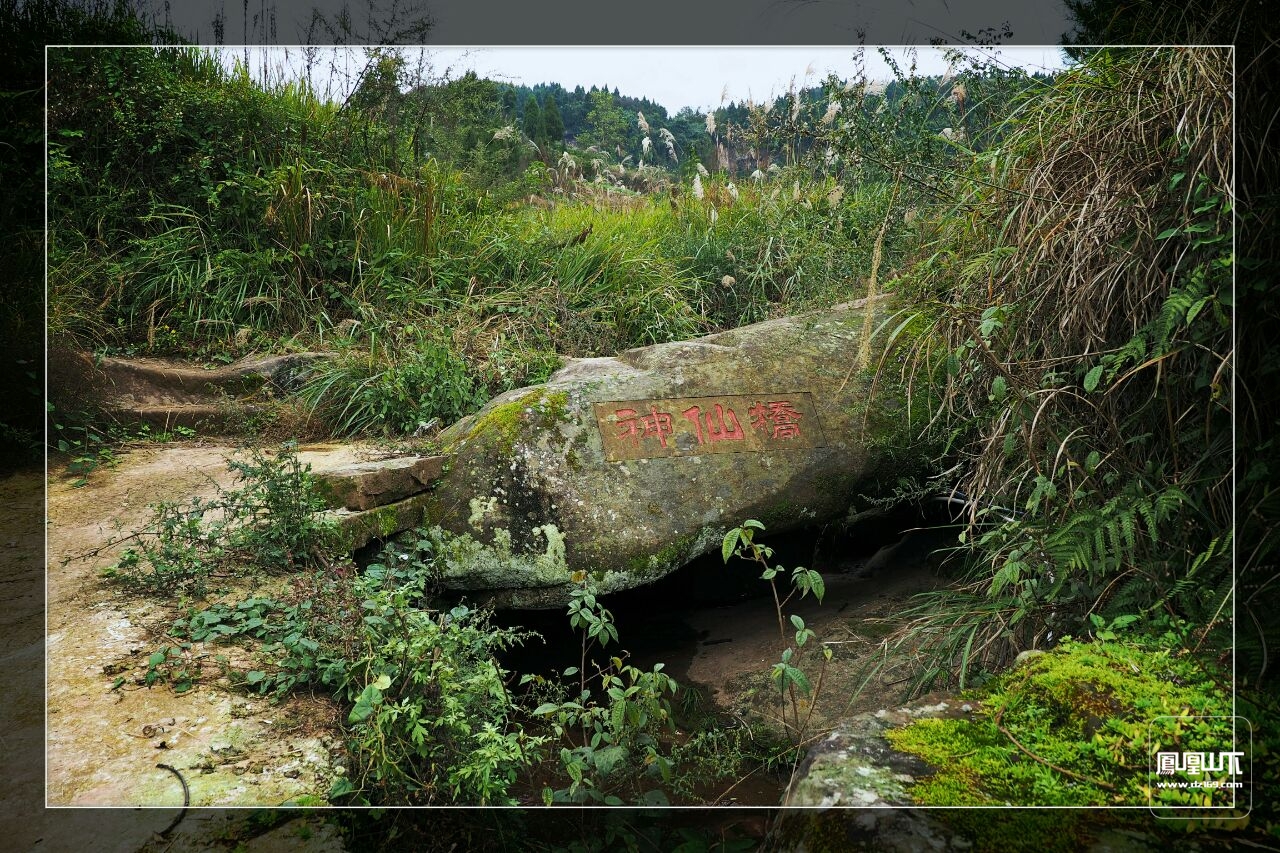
[313,455,448,511]
[97,352,331,399]
[324,491,441,553]
[103,403,266,432]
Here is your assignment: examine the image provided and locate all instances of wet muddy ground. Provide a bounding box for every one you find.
[33,440,953,822]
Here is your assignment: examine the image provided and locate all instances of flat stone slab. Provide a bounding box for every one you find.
[784,701,952,807]
[314,456,447,511]
[325,491,438,552]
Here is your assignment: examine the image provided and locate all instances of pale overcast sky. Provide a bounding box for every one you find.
[223,46,1070,115]
[424,47,1071,113]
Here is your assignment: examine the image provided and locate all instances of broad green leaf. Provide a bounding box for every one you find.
[786,665,812,695]
[808,571,825,603]
[1083,365,1104,393]
[721,529,740,562]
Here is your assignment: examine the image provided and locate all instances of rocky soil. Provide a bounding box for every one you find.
[45,443,366,808]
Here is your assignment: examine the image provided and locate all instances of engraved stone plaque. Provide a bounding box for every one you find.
[593,392,827,461]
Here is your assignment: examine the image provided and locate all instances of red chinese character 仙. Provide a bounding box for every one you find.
[681,403,746,445]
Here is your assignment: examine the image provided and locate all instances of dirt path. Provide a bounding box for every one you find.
[44,441,381,809]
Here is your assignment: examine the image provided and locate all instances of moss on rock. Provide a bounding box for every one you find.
[883,639,1236,808]
[464,389,571,455]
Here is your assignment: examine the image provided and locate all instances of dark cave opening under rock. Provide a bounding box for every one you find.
[486,498,964,684]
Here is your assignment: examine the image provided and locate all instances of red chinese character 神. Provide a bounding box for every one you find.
[681,403,746,445]
[748,400,803,440]
[615,406,675,448]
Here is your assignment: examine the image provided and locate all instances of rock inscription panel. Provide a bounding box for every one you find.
[594,392,827,461]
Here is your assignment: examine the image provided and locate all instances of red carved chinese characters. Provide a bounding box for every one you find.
[680,403,746,445]
[748,400,803,440]
[595,393,821,460]
[614,406,675,448]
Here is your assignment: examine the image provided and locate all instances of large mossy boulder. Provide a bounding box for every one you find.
[426,295,916,608]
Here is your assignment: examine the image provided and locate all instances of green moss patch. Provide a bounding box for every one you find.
[885,638,1236,807]
[465,389,572,455]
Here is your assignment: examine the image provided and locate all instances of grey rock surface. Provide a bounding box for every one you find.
[423,295,913,608]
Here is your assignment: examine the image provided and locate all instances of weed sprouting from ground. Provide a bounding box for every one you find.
[722,521,831,749]
[104,443,331,595]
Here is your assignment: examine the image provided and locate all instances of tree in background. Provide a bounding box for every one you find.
[583,89,629,153]
[405,71,519,180]
[521,94,542,147]
[541,93,564,152]
[348,48,407,169]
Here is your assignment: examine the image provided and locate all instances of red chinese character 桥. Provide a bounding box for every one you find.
[748,400,803,440]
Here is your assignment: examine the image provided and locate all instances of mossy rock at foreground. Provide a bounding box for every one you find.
[779,639,1250,851]
[883,639,1238,808]
[425,295,922,608]
[783,637,1244,809]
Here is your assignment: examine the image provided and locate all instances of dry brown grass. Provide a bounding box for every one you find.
[874,47,1234,685]
[907,47,1232,521]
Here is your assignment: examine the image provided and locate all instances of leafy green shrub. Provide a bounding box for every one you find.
[105,443,331,594]
[523,574,680,805]
[169,530,543,805]
[334,538,542,805]
[298,336,487,436]
[722,520,830,746]
[176,593,347,696]
[222,446,333,567]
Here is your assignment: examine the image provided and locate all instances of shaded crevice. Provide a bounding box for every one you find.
[487,500,959,682]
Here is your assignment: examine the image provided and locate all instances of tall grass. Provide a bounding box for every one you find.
[877,47,1233,685]
[48,44,900,441]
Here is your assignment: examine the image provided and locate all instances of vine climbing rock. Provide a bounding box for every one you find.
[424,294,916,608]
